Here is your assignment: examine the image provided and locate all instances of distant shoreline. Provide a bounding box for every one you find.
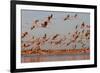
[21,48,90,55]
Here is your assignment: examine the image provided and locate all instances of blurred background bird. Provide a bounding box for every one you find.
[64,14,70,21]
[74,14,77,18]
[21,32,28,38]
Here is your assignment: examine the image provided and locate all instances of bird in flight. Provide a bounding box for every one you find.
[81,22,85,28]
[64,14,70,21]
[31,20,39,30]
[75,25,78,29]
[35,20,39,24]
[31,26,35,30]
[21,32,28,38]
[41,21,48,27]
[52,34,59,40]
[43,33,47,39]
[23,43,30,48]
[74,14,77,18]
[47,14,53,21]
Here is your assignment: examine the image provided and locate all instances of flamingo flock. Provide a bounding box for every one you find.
[21,13,90,55]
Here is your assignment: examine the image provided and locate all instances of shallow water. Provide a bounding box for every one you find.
[21,53,90,63]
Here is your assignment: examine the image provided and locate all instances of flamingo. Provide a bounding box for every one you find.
[74,14,77,18]
[64,15,70,21]
[21,32,28,38]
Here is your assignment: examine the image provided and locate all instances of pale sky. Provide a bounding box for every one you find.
[21,10,90,36]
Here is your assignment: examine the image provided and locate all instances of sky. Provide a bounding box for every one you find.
[21,10,90,50]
